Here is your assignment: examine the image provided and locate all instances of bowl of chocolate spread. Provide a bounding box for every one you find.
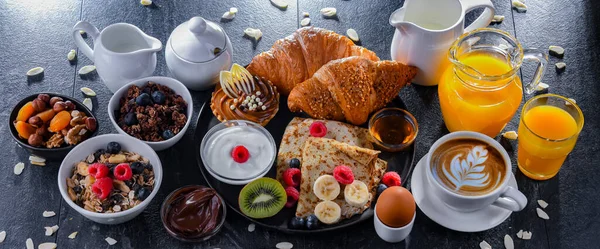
[161,185,226,242]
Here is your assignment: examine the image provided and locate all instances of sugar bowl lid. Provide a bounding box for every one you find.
[169,16,228,63]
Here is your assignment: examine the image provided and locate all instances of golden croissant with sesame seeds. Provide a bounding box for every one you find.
[288,56,417,125]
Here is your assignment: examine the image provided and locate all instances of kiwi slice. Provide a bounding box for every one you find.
[238,177,286,219]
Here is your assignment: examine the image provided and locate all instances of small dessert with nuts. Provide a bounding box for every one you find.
[116,82,188,142]
[66,142,155,213]
[211,64,280,126]
[13,94,97,148]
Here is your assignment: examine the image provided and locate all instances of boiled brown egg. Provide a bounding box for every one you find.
[375,186,416,228]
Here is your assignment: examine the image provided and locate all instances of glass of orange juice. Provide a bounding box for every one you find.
[517,94,584,180]
[438,28,548,137]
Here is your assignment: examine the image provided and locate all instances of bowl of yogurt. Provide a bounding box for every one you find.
[200,120,276,185]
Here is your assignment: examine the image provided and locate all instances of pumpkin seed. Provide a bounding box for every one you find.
[0,231,5,243]
[83,98,93,110]
[270,0,288,9]
[140,0,152,6]
[502,131,518,140]
[537,199,549,208]
[14,162,25,175]
[42,211,56,218]
[26,67,44,77]
[78,65,96,75]
[549,45,564,58]
[479,240,491,249]
[222,11,235,20]
[492,15,505,23]
[504,235,514,249]
[300,18,311,27]
[230,7,238,14]
[320,7,337,17]
[302,11,309,17]
[68,231,78,239]
[536,207,549,220]
[105,237,117,245]
[555,62,566,72]
[67,49,77,61]
[244,28,263,40]
[26,238,34,249]
[512,0,527,11]
[38,243,57,249]
[535,82,549,92]
[80,87,96,96]
[346,28,359,42]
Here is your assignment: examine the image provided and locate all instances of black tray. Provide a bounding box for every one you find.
[193,96,416,233]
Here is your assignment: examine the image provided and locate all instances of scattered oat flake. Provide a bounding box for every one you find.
[244,28,263,40]
[300,18,311,27]
[43,211,56,218]
[346,29,359,42]
[105,237,117,245]
[83,98,93,110]
[535,82,549,91]
[67,49,77,61]
[44,225,58,236]
[29,155,46,163]
[522,231,532,240]
[536,207,549,219]
[26,238,34,249]
[549,45,565,58]
[276,242,293,249]
[555,62,566,71]
[537,199,549,208]
[68,231,78,239]
[140,0,152,6]
[14,162,25,175]
[492,15,505,23]
[512,0,527,11]
[248,223,255,232]
[222,11,235,20]
[31,161,46,166]
[38,242,57,249]
[270,0,288,9]
[503,131,518,140]
[516,229,524,239]
[320,7,337,17]
[479,240,491,249]
[504,235,514,249]
[0,231,5,243]
[230,7,238,14]
[79,65,96,75]
[81,87,97,96]
[27,67,44,77]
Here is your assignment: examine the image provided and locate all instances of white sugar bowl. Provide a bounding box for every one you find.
[165,16,233,91]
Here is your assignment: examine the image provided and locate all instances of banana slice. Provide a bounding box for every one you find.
[313,175,340,201]
[314,200,341,224]
[344,180,369,207]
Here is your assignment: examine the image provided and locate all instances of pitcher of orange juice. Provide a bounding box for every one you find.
[438,28,548,137]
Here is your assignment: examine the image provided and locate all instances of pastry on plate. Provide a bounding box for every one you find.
[288,56,417,125]
[295,137,387,220]
[247,27,380,95]
[211,64,280,126]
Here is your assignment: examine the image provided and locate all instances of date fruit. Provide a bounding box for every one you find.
[28,116,43,128]
[28,134,44,147]
[49,96,63,107]
[32,98,46,112]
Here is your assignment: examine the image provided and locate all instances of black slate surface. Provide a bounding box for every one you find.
[0,0,598,248]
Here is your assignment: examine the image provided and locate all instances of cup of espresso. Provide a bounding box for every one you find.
[425,131,527,212]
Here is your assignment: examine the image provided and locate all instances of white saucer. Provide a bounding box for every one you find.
[411,154,516,232]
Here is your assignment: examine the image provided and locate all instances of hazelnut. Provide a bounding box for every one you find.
[84,117,97,131]
[28,134,43,147]
[53,101,66,112]
[64,100,76,111]
[37,94,50,104]
[49,96,63,107]
[31,98,46,112]
[28,116,43,128]
[36,126,49,137]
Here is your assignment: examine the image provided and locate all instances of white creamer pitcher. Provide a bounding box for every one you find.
[73,21,162,92]
[390,0,495,86]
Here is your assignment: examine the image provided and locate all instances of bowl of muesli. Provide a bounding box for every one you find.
[107,76,193,151]
[58,134,163,224]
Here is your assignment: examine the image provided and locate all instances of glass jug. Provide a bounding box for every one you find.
[438,28,548,137]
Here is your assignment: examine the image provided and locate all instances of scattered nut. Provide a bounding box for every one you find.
[516,229,523,239]
[14,162,25,175]
[222,11,235,20]
[276,242,294,249]
[28,134,44,147]
[28,116,44,128]
[502,131,518,140]
[248,223,256,232]
[300,18,311,27]
[0,231,5,243]
[536,207,549,219]
[504,235,514,249]
[492,15,505,23]
[555,62,566,72]
[346,28,359,42]
[522,231,532,240]
[140,0,152,6]
[270,0,288,9]
[479,240,491,249]
[49,97,63,107]
[38,242,57,249]
[512,0,527,11]
[537,199,549,208]
[30,155,46,163]
[320,7,337,17]
[79,65,96,76]
[42,211,56,218]
[67,49,77,62]
[26,238,34,249]
[32,98,47,112]
[244,28,263,41]
[68,231,78,239]
[27,67,44,77]
[549,45,564,58]
[105,237,117,245]
[84,117,97,131]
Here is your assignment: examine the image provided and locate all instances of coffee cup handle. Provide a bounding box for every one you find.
[492,186,528,212]
[461,0,496,32]
[72,21,100,62]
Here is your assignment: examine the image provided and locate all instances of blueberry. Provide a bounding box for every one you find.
[376,184,388,196]
[306,214,320,229]
[124,112,138,126]
[107,142,121,154]
[130,162,144,174]
[288,217,306,229]
[162,130,175,140]
[135,93,153,106]
[151,91,166,105]
[289,158,300,169]
[93,149,106,160]
[144,163,153,170]
[137,187,151,201]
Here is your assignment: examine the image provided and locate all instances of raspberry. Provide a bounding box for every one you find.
[88,163,109,179]
[382,172,401,187]
[91,177,113,200]
[113,163,133,181]
[283,168,301,188]
[285,186,300,208]
[309,121,327,137]
[231,145,250,163]
[333,165,354,184]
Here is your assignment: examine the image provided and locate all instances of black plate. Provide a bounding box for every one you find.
[194,96,416,233]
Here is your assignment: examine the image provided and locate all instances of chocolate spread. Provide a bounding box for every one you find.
[163,186,222,239]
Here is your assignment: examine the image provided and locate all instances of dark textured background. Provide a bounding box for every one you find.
[1,0,598,248]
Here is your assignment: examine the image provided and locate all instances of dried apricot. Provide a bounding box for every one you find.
[36,109,56,123]
[16,101,35,122]
[15,121,36,139]
[49,111,71,132]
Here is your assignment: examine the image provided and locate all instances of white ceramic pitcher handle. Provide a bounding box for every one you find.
[461,0,495,32]
[72,21,100,62]
[492,186,528,212]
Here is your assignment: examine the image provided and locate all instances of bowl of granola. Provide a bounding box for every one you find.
[58,134,163,224]
[107,76,193,151]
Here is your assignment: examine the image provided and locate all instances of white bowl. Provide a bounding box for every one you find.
[58,134,163,225]
[108,76,193,151]
[374,204,415,243]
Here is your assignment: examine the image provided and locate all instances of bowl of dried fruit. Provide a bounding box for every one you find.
[58,134,163,224]
[107,76,193,151]
[9,93,99,160]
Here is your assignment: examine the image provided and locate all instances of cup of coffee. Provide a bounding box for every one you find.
[425,131,527,212]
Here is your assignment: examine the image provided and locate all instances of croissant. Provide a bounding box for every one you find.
[247,27,379,95]
[288,56,417,125]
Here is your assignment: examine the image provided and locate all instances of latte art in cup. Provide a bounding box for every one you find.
[430,139,506,196]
